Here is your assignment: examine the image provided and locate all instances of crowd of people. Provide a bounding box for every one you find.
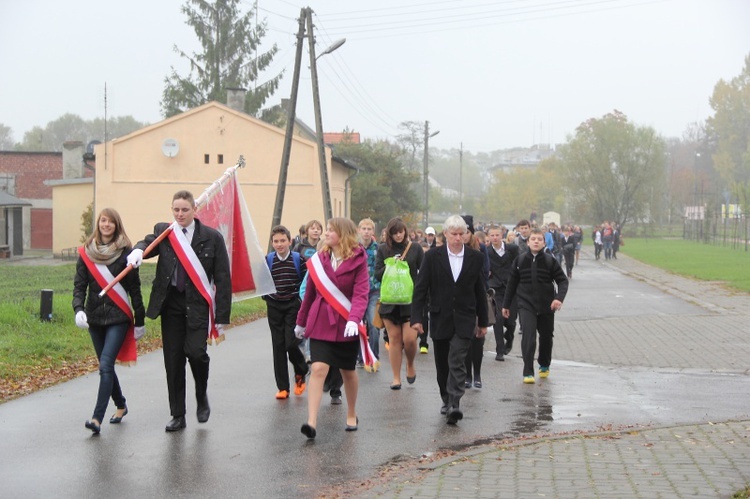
[74,200,596,438]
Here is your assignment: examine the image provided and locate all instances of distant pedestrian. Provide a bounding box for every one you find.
[487,224,519,360]
[502,228,568,384]
[560,226,576,279]
[74,208,145,434]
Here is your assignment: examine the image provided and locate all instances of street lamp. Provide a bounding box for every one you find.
[423,121,439,226]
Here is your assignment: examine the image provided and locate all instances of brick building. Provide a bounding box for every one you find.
[0,142,89,252]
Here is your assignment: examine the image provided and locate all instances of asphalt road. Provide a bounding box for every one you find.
[1,252,748,497]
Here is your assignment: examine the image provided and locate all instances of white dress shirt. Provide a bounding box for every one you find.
[447,245,465,282]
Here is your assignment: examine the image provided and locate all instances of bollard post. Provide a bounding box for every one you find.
[40,289,53,322]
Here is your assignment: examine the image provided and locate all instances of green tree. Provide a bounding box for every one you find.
[706,53,750,212]
[80,202,94,243]
[481,162,561,224]
[15,114,147,152]
[161,0,281,120]
[559,110,666,228]
[333,140,421,227]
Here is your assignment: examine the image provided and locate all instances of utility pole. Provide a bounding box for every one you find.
[423,121,439,227]
[270,11,306,241]
[307,8,333,222]
[459,142,463,212]
[270,7,342,249]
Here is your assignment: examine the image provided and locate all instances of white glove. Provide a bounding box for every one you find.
[344,321,359,337]
[134,326,146,340]
[127,248,144,268]
[75,311,89,329]
[294,325,306,339]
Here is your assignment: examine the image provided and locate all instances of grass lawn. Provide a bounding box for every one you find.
[0,262,267,401]
[619,238,750,293]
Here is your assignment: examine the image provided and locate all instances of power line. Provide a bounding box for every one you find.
[319,0,666,37]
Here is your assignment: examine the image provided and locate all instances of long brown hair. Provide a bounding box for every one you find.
[321,217,359,260]
[85,208,131,247]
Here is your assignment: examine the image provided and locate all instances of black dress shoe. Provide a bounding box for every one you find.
[85,420,101,434]
[345,417,359,431]
[504,347,512,355]
[446,407,463,425]
[197,395,210,423]
[331,395,342,405]
[166,416,186,432]
[301,423,316,439]
[109,406,128,424]
[440,404,449,415]
[495,353,504,361]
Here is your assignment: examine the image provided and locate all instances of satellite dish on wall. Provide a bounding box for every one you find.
[162,138,180,158]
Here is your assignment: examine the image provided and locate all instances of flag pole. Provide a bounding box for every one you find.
[99,156,246,297]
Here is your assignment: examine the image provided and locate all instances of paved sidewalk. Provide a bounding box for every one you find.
[362,250,750,498]
[369,421,750,498]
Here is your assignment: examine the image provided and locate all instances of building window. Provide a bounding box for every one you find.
[218,154,224,164]
[204,154,210,164]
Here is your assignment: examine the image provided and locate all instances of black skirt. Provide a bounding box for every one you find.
[378,303,412,324]
[310,338,359,371]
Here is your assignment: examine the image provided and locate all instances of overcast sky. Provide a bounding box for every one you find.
[1,0,748,153]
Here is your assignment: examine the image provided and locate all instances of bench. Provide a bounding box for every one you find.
[0,245,10,258]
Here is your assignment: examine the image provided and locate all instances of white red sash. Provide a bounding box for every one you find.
[307,252,379,371]
[78,247,137,365]
[167,222,222,345]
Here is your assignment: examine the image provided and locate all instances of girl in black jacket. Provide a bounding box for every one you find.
[73,208,145,434]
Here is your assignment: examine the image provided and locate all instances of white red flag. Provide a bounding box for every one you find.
[197,174,276,301]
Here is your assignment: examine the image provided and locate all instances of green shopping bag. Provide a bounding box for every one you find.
[380,257,413,305]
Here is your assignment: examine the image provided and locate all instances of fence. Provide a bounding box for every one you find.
[683,213,749,251]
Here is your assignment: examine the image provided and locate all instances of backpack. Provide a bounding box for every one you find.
[266,251,303,279]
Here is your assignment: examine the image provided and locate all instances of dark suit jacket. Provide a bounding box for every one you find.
[487,242,519,293]
[136,218,232,326]
[410,244,489,340]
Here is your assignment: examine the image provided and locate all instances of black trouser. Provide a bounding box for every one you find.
[433,334,472,409]
[464,335,484,381]
[324,368,343,398]
[266,298,308,392]
[493,289,517,355]
[161,288,210,417]
[518,309,555,377]
[418,307,430,349]
[563,251,575,276]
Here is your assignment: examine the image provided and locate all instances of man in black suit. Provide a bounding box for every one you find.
[128,190,232,432]
[487,225,520,360]
[412,215,489,425]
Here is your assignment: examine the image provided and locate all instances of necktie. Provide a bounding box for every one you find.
[175,228,188,292]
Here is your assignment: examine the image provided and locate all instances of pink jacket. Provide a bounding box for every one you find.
[296,246,369,343]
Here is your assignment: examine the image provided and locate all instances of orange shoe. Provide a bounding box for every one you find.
[275,390,289,399]
[294,374,307,396]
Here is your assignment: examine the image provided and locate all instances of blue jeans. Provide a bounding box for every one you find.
[365,290,380,359]
[88,322,128,422]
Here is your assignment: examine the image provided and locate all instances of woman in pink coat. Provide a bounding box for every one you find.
[295,217,370,439]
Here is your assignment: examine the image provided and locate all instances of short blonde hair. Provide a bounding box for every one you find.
[358,218,375,229]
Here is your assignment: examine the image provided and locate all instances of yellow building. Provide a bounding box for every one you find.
[50,98,352,254]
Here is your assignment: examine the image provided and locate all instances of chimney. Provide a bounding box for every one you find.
[226,88,247,113]
[62,141,84,179]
